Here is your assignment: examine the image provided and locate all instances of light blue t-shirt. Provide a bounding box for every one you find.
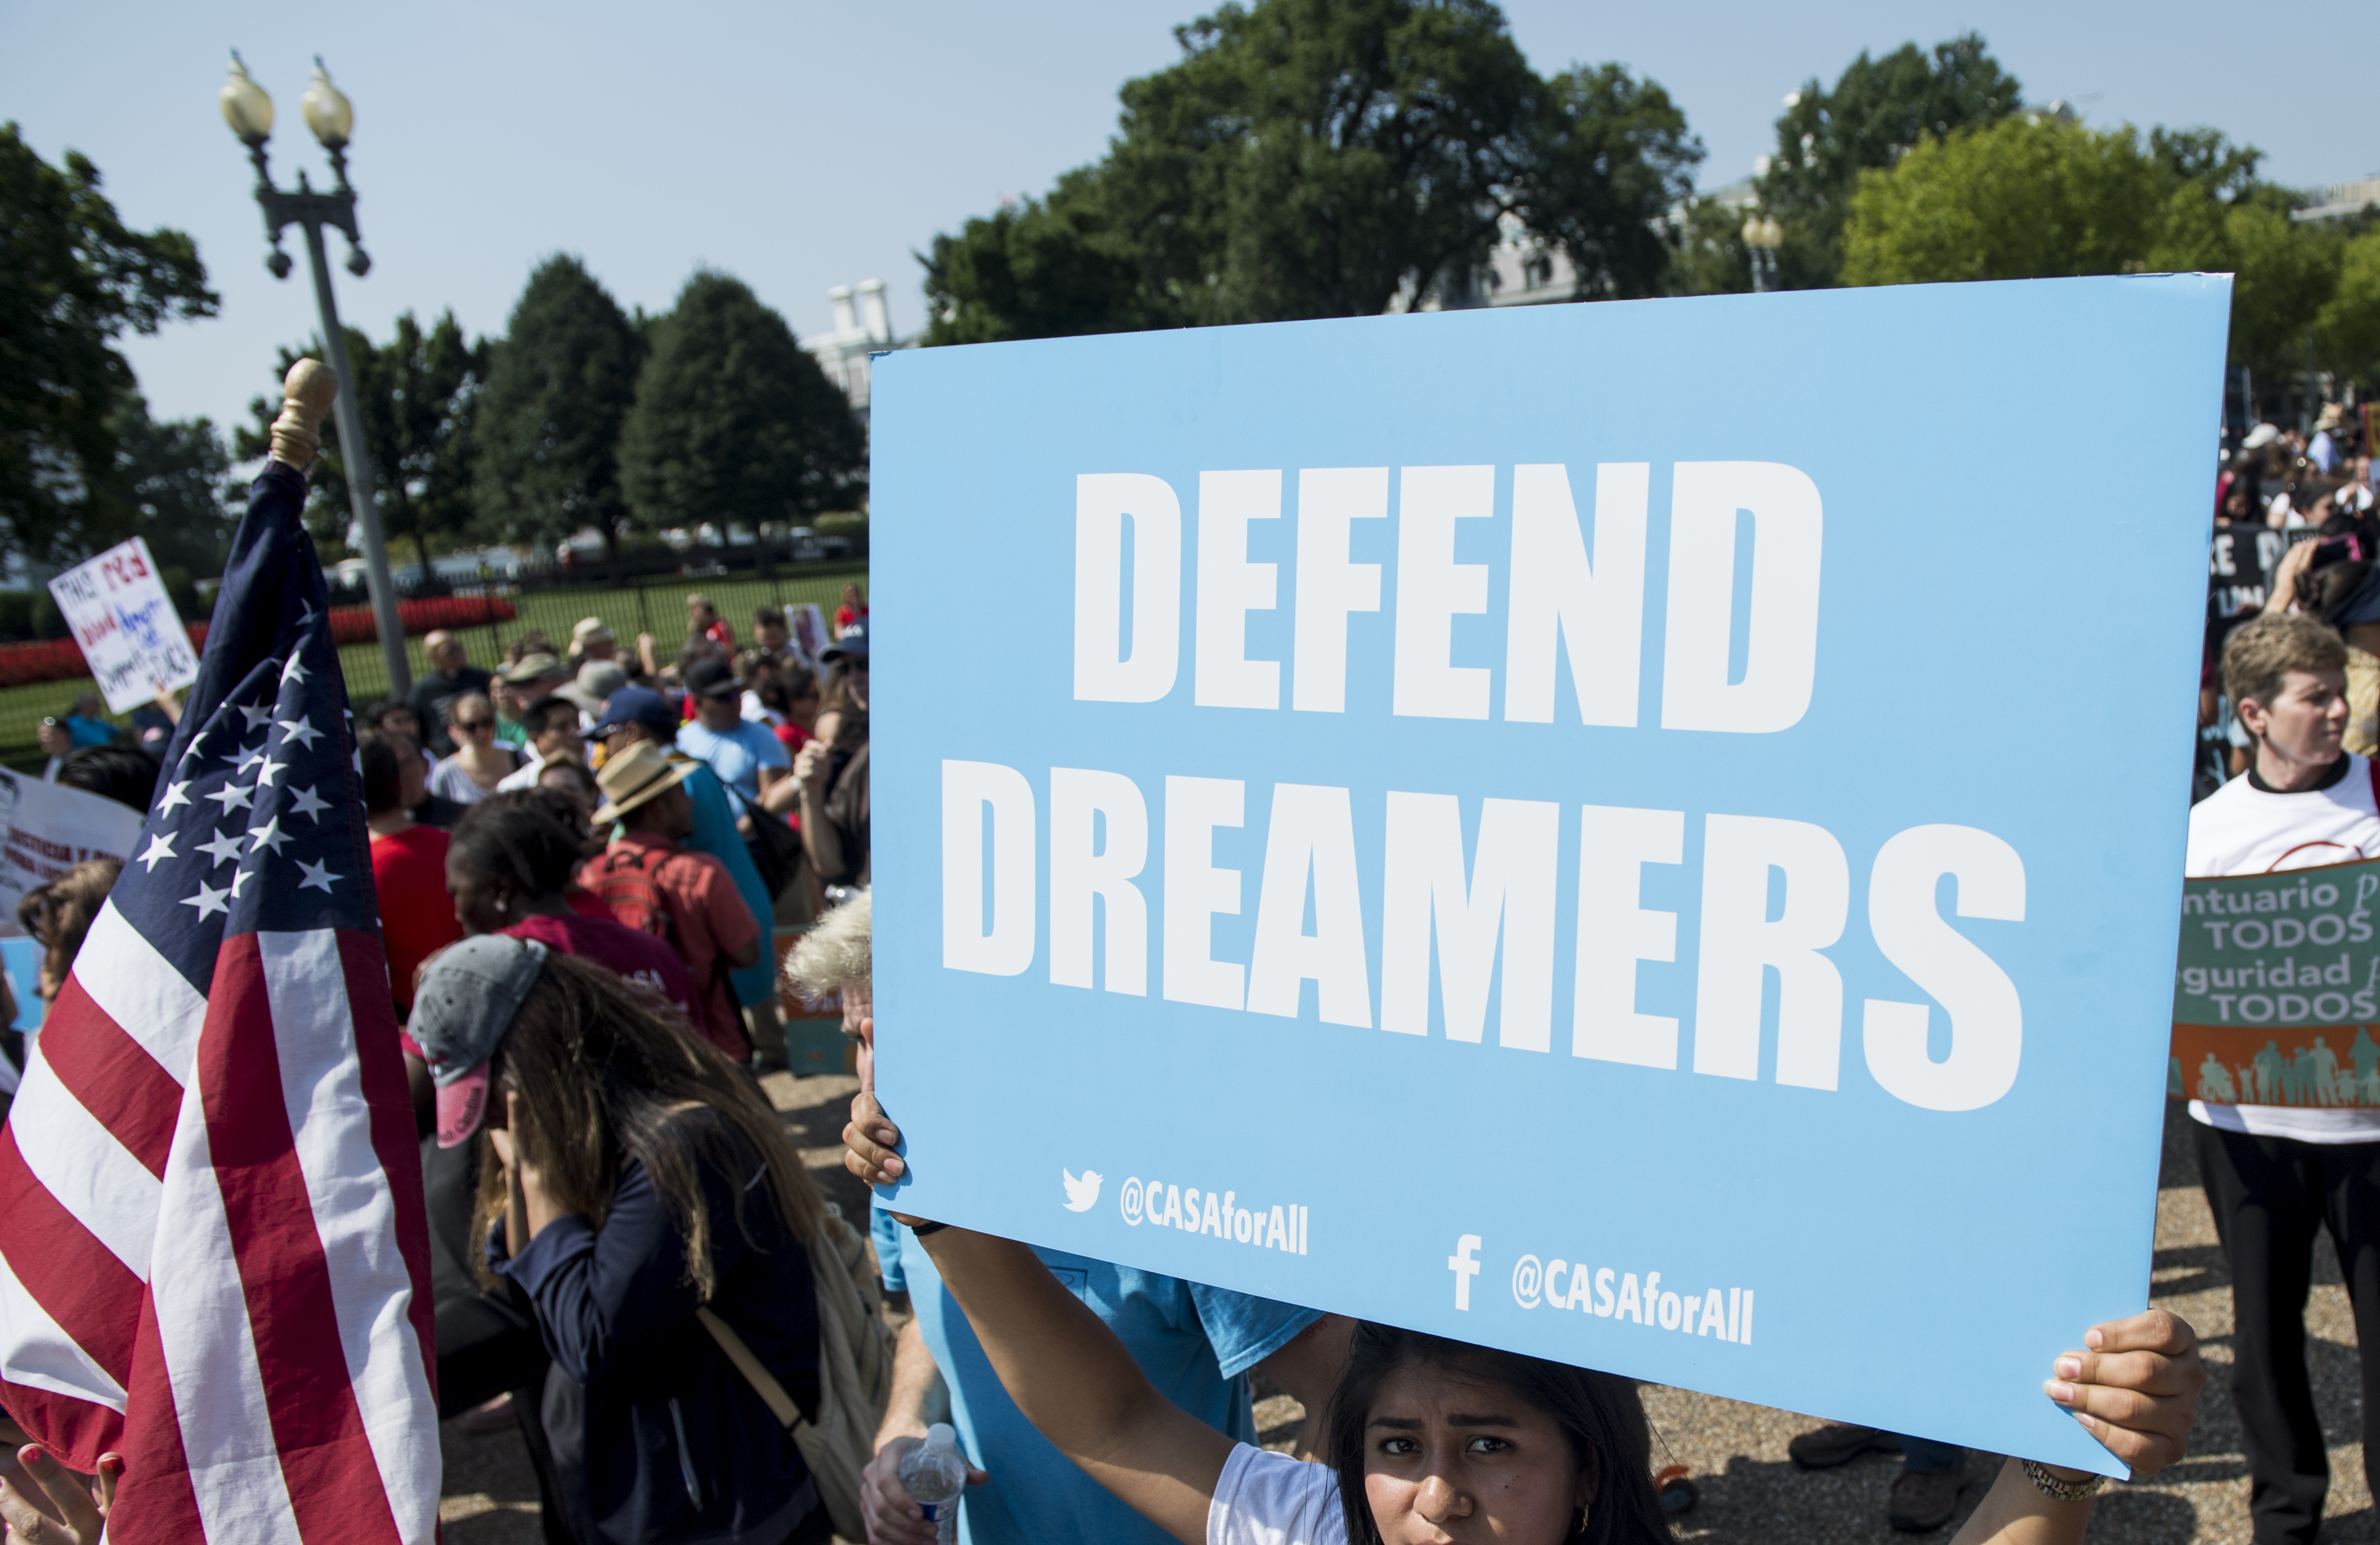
[897,1227,1319,1545]
[676,718,788,803]
[873,1203,909,1293]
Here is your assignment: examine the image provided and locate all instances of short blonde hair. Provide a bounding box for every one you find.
[783,889,869,1004]
[2224,611,2347,713]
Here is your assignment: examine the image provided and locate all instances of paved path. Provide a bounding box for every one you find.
[439,1084,2374,1543]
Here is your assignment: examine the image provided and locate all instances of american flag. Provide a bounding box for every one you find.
[0,463,439,1541]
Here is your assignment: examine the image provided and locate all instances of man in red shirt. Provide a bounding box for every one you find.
[578,741,761,1058]
[686,592,736,653]
[360,729,464,1016]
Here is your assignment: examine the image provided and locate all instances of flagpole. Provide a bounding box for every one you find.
[294,217,410,700]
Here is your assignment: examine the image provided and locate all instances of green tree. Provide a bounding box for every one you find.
[924,0,1698,340]
[1839,117,2168,286]
[475,255,645,558]
[618,271,864,535]
[1757,35,2023,289]
[1664,194,1755,296]
[1518,62,1701,301]
[921,171,1167,344]
[2318,228,2380,384]
[2150,182,2344,382]
[237,311,488,569]
[0,123,217,562]
[108,396,240,580]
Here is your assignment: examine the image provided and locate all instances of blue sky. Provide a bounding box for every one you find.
[5,0,2370,440]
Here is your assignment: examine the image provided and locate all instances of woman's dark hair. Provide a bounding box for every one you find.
[2307,558,2374,624]
[450,793,595,898]
[57,746,160,813]
[19,857,123,990]
[1327,1323,1671,1545]
[355,728,403,814]
[534,756,599,802]
[473,952,825,1296]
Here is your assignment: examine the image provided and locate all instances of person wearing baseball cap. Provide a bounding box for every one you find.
[410,934,833,1545]
[818,618,867,666]
[591,685,683,746]
[494,653,568,750]
[678,658,790,805]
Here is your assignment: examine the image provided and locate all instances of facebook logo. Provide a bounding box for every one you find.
[1447,1234,1482,1310]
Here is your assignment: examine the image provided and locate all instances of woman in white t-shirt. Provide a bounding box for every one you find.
[842,1106,2203,1545]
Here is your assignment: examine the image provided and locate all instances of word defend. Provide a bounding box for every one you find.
[47,537,199,713]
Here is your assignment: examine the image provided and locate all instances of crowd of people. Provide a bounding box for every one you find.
[353,591,875,1073]
[32,424,2380,1544]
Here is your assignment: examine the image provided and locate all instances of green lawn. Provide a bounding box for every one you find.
[1,564,867,769]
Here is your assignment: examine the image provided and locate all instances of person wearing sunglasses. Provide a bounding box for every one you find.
[429,692,524,807]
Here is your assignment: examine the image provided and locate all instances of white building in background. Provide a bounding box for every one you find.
[805,279,918,416]
[2296,174,2380,223]
[1393,213,1588,312]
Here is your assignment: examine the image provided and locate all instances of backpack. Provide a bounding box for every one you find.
[590,843,682,947]
[697,1202,894,1542]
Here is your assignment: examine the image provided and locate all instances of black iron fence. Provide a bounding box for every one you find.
[1,544,869,772]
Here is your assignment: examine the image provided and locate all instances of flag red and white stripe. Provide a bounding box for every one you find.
[0,464,439,1541]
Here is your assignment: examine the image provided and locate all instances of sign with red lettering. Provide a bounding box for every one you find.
[46,536,198,712]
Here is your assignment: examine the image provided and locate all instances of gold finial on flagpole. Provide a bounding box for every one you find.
[269,358,340,471]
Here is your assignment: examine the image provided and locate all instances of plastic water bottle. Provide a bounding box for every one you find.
[898,1422,967,1543]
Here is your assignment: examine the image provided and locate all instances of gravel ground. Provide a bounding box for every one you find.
[440,1081,2375,1543]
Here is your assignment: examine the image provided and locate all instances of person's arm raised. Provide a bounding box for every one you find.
[910,1225,1232,1545]
[1945,1309,2202,1545]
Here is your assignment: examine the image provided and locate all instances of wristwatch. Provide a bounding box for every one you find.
[2021,1458,2106,1502]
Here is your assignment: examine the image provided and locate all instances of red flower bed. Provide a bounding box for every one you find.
[0,594,517,691]
[0,641,96,691]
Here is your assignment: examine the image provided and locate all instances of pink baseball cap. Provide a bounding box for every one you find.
[408,935,549,1148]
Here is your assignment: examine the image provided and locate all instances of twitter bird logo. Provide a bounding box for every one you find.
[1062,1168,1103,1212]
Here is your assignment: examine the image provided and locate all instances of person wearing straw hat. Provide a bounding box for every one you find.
[578,741,763,1060]
[593,686,794,1071]
[567,616,620,674]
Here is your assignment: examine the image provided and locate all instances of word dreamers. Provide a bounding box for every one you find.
[1073,463,1823,732]
[1119,1176,1310,1254]
[945,761,2029,1112]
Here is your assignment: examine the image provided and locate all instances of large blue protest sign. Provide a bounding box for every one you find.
[870,274,2230,1472]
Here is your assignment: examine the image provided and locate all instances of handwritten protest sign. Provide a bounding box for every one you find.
[47,537,199,713]
[871,274,2232,1472]
[2171,857,2380,1108]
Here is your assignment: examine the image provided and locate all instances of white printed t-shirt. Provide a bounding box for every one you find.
[2185,753,2380,1142]
[1209,1445,1343,1545]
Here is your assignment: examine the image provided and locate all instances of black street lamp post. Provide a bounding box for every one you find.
[219,52,410,699]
